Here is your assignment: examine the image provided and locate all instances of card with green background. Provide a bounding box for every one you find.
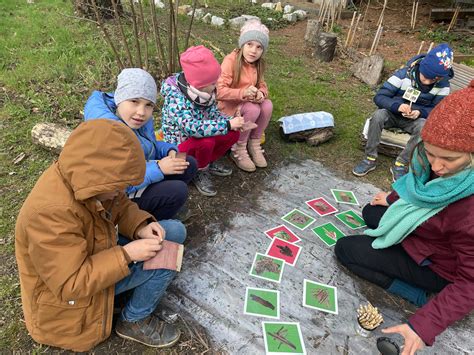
[244,287,280,319]
[311,223,345,247]
[262,322,306,354]
[335,210,366,229]
[303,279,338,314]
[249,253,285,283]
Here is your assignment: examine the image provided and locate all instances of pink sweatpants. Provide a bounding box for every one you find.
[238,99,273,143]
[178,130,240,169]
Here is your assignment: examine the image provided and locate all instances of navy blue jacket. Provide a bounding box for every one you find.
[374,55,454,118]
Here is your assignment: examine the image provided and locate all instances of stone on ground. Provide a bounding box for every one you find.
[351,55,384,87]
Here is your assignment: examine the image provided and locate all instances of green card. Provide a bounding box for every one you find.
[244,287,280,319]
[303,279,338,314]
[281,209,315,230]
[249,253,285,283]
[330,189,359,205]
[335,210,367,229]
[262,322,306,354]
[311,222,345,247]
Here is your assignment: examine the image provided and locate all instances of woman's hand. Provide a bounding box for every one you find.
[382,324,425,355]
[158,156,189,175]
[370,191,389,206]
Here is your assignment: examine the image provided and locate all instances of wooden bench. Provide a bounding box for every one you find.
[361,62,474,157]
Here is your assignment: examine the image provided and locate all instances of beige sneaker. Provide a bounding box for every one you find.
[231,142,256,172]
[248,139,267,168]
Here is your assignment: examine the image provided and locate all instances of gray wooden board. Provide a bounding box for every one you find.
[162,160,473,354]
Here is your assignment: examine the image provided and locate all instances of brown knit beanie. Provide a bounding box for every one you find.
[421,79,474,153]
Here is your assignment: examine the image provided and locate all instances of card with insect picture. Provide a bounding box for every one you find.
[305,197,338,216]
[244,287,280,319]
[311,222,345,247]
[262,321,306,355]
[264,225,301,244]
[281,209,315,230]
[266,237,302,267]
[303,279,338,315]
[335,210,367,229]
[249,253,285,283]
[330,189,360,206]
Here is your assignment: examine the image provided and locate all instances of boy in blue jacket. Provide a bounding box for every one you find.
[353,43,454,181]
[84,68,197,220]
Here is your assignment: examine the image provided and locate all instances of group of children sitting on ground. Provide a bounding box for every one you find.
[14,18,473,354]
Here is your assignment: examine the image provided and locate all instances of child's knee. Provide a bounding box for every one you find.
[161,219,187,244]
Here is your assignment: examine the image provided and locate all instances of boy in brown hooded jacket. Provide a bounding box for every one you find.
[15,120,183,351]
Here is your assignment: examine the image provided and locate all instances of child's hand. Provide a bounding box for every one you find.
[398,103,412,115]
[158,156,189,175]
[243,86,258,100]
[122,238,163,262]
[402,110,421,120]
[137,222,166,241]
[230,116,245,130]
[252,90,265,103]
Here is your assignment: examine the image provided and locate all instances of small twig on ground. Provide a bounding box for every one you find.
[417,40,425,55]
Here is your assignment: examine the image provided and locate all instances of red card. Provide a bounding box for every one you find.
[143,240,184,272]
[264,225,301,243]
[266,238,302,267]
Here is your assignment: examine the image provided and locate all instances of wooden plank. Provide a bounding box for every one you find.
[452,62,474,92]
[430,8,474,21]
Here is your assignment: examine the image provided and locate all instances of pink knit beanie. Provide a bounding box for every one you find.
[180,45,221,88]
[239,19,269,51]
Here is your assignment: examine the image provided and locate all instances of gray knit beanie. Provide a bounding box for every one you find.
[114,68,157,106]
[238,19,270,51]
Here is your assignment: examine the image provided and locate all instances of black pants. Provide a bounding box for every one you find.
[133,156,198,220]
[335,203,449,292]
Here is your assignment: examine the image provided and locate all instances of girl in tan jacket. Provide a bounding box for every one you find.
[217,19,273,172]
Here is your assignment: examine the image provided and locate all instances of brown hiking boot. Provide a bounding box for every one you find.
[247,139,267,168]
[115,315,181,348]
[230,142,256,172]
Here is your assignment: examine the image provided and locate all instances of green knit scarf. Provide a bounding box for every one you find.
[366,147,474,249]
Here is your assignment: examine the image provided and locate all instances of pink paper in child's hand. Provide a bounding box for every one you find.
[242,121,258,131]
[143,240,184,271]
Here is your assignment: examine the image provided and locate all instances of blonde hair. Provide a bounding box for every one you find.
[231,48,266,88]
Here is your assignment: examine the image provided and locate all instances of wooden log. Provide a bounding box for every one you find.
[31,123,72,154]
[304,19,322,46]
[313,32,337,62]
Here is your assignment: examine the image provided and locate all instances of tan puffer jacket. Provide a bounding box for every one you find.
[15,120,153,351]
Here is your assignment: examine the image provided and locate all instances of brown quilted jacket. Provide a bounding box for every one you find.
[15,120,153,351]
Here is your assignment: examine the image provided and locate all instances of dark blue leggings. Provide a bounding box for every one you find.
[133,156,197,220]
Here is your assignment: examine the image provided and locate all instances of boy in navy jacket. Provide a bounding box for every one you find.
[353,43,454,181]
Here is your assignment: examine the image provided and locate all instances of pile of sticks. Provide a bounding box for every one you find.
[318,0,348,32]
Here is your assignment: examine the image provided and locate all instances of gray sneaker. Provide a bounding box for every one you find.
[390,163,408,182]
[115,315,181,348]
[209,161,232,176]
[352,158,377,177]
[193,170,217,196]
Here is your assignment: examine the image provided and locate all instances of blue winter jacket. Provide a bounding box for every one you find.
[83,91,176,196]
[374,54,454,118]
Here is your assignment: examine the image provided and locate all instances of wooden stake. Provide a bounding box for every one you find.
[427,41,434,53]
[377,0,387,27]
[417,40,425,55]
[349,13,362,47]
[447,6,460,32]
[410,1,415,29]
[373,26,383,54]
[345,11,357,48]
[369,23,382,56]
[412,1,419,30]
[356,0,370,49]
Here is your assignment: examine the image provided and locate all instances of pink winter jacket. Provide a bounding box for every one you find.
[216,49,269,116]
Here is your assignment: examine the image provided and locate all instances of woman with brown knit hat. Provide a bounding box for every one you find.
[335,80,473,354]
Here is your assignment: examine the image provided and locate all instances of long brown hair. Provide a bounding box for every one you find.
[232,48,266,88]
